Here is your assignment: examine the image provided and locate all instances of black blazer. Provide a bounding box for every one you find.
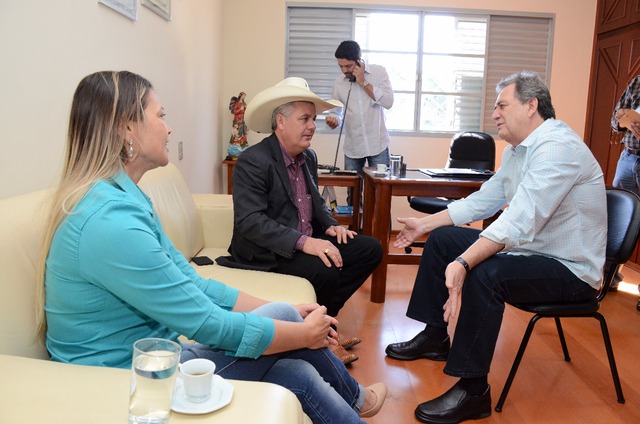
[217,134,337,271]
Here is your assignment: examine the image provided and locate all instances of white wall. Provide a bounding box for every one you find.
[222,0,598,227]
[0,0,223,199]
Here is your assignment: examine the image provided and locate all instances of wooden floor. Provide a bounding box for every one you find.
[337,245,640,424]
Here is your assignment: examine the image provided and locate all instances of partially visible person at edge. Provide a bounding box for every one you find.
[216,77,383,365]
[610,75,640,303]
[37,70,386,423]
[384,71,606,424]
[326,40,394,206]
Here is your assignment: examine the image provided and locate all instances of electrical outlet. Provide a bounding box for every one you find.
[178,141,183,160]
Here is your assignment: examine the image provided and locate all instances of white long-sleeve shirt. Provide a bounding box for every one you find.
[447,119,607,289]
[330,63,394,158]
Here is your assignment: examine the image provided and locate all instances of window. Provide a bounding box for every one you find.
[286,6,553,136]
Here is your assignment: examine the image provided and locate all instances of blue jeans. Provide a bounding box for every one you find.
[181,303,366,424]
[405,227,597,378]
[613,149,640,193]
[344,148,390,207]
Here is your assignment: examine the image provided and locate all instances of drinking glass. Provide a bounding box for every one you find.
[389,155,402,178]
[129,338,182,424]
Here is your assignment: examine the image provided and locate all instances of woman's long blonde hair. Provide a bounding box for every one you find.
[35,71,153,339]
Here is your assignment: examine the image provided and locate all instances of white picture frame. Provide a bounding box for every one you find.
[142,0,171,21]
[99,0,137,21]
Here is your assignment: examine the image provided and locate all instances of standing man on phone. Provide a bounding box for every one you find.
[326,40,394,205]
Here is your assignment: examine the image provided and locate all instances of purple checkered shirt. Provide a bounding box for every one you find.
[279,143,313,251]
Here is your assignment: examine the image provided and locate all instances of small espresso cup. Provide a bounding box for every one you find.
[376,163,388,173]
[179,358,216,403]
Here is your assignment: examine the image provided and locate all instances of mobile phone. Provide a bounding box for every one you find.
[349,60,361,82]
[192,256,214,266]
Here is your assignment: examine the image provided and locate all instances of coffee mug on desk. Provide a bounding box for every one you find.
[376,163,388,173]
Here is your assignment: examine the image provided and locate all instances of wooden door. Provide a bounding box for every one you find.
[586,0,640,265]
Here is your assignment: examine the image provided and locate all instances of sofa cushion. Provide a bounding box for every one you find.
[193,249,317,304]
[0,190,50,359]
[138,163,205,259]
[192,193,234,249]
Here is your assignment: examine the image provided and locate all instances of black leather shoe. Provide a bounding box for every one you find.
[385,331,450,361]
[415,383,491,424]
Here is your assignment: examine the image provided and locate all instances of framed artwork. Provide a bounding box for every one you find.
[99,0,137,21]
[142,0,171,21]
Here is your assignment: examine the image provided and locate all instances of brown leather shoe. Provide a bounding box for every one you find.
[359,382,387,418]
[329,342,359,365]
[336,333,361,350]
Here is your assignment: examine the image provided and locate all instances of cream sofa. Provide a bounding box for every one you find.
[0,163,314,423]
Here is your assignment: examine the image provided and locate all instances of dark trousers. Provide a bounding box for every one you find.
[273,234,382,317]
[407,226,597,378]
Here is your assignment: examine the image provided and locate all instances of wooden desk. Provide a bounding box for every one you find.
[362,168,484,303]
[317,172,361,230]
[222,160,360,230]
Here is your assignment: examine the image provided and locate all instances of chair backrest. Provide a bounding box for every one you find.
[446,131,496,170]
[601,188,640,297]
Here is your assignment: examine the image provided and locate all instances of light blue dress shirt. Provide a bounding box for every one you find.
[447,119,607,289]
[45,171,275,368]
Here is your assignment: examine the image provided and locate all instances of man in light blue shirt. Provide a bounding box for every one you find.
[384,71,606,423]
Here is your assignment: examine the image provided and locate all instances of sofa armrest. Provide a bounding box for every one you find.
[192,194,234,249]
[0,354,310,423]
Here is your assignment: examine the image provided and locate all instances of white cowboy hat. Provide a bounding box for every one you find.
[245,77,342,133]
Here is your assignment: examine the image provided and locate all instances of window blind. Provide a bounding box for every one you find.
[483,15,553,135]
[286,7,353,101]
[287,6,553,136]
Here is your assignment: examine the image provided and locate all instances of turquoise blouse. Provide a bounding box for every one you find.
[45,172,275,368]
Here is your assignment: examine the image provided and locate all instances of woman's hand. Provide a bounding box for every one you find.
[294,303,322,318]
[303,307,338,349]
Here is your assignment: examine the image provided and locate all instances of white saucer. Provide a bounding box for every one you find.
[373,171,387,177]
[171,375,234,414]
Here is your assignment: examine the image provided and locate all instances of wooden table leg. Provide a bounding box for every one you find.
[370,183,391,303]
[362,173,375,236]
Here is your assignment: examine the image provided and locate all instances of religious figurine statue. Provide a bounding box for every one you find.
[227,91,249,160]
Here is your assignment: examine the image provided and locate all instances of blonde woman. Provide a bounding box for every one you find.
[37,71,385,423]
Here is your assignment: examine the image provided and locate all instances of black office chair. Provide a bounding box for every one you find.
[405,131,495,253]
[495,187,640,412]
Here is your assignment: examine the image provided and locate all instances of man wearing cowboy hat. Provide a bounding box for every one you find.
[216,77,383,365]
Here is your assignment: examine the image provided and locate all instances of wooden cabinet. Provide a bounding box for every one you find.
[596,0,640,34]
[586,0,640,265]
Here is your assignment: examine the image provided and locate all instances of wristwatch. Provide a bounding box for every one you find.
[361,80,370,88]
[454,256,470,272]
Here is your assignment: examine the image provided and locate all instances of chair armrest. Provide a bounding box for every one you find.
[192,194,234,249]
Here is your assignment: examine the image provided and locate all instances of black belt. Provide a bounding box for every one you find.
[627,148,640,155]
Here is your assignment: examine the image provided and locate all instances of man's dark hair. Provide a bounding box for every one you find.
[335,40,361,62]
